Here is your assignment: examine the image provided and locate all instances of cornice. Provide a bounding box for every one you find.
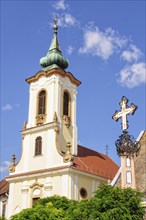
[26,69,81,86]
[5,165,71,182]
[21,122,59,135]
[5,164,107,183]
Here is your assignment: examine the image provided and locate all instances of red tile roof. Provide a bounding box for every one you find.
[72,145,119,180]
[0,179,9,196]
[1,145,119,195]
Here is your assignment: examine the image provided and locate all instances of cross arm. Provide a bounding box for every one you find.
[130,104,138,115]
[112,110,122,121]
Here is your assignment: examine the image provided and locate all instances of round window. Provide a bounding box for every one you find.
[80,187,87,199]
[33,188,41,196]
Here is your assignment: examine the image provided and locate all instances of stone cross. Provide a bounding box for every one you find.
[112,96,137,131]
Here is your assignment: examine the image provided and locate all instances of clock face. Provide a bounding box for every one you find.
[33,188,41,196]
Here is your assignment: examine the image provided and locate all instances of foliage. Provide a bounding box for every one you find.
[34,195,77,211]
[10,202,65,220]
[11,185,144,220]
[93,185,144,220]
[0,217,6,220]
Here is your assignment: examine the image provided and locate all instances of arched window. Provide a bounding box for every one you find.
[63,91,70,116]
[126,171,132,184]
[35,136,42,156]
[38,90,46,115]
[126,158,131,167]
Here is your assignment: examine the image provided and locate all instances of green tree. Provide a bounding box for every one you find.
[11,185,144,220]
[93,185,144,220]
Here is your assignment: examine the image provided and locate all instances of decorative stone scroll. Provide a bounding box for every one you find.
[63,142,73,163]
[9,154,16,173]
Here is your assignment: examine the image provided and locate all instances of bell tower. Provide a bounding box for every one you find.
[9,20,81,175]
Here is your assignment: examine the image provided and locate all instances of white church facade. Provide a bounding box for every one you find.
[0,23,119,219]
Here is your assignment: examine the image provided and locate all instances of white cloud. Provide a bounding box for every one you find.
[2,104,13,111]
[105,27,127,49]
[51,1,78,28]
[64,14,76,26]
[79,27,127,60]
[1,104,20,111]
[53,0,68,10]
[121,44,142,62]
[57,13,78,27]
[66,45,75,55]
[0,161,11,172]
[118,62,146,88]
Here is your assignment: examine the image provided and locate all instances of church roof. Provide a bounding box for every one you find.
[73,145,119,180]
[0,179,9,196]
[1,145,119,196]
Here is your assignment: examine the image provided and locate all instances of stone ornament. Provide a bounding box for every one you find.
[62,115,71,128]
[36,114,46,125]
[9,154,16,173]
[63,142,73,163]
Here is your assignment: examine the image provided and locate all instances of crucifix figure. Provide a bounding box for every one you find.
[112,96,137,131]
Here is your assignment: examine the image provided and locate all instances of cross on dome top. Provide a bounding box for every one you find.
[112,96,137,131]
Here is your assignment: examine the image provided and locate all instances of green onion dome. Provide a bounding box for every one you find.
[40,23,69,71]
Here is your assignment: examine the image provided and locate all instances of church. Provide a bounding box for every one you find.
[0,21,145,219]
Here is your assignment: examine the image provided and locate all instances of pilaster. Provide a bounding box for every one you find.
[74,175,79,200]
[21,181,29,209]
[27,87,36,128]
[7,183,14,219]
[92,179,96,196]
[61,174,69,197]
[44,177,53,197]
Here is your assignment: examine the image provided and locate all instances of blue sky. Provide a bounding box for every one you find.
[1,0,145,180]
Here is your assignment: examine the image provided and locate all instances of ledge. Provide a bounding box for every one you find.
[26,69,81,86]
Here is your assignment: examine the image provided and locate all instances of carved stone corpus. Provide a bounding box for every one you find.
[112,96,137,131]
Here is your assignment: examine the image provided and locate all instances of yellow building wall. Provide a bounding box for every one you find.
[13,182,22,214]
[78,175,93,200]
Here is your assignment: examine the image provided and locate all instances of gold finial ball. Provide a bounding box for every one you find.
[53,24,58,31]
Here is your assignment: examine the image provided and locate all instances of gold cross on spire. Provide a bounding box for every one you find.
[112,96,137,131]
